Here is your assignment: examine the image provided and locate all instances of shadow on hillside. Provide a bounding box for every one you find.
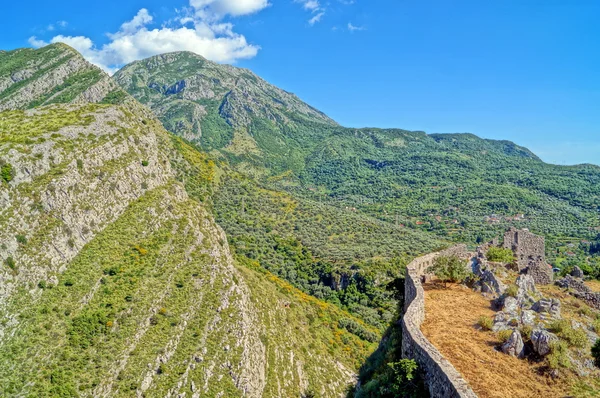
[346,277,429,398]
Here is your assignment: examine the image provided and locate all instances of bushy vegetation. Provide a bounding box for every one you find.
[68,310,109,348]
[477,316,493,331]
[0,106,96,144]
[486,247,515,264]
[100,89,128,105]
[338,318,379,343]
[204,169,443,328]
[505,284,519,298]
[0,159,14,182]
[347,276,428,397]
[497,329,514,343]
[548,340,572,369]
[427,255,470,286]
[548,319,588,348]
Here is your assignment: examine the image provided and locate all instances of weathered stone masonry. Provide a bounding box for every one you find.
[502,228,545,271]
[401,245,478,398]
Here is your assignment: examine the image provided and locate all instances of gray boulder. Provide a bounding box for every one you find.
[479,270,507,297]
[531,329,556,356]
[515,274,538,302]
[520,310,538,327]
[571,266,584,279]
[532,298,561,319]
[503,296,518,315]
[501,330,525,358]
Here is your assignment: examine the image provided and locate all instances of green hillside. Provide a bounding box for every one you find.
[113,51,336,174]
[115,51,600,328]
[0,47,378,397]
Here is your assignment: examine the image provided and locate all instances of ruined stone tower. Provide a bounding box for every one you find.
[503,227,545,271]
[502,227,552,284]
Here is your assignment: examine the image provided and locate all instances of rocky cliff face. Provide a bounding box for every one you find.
[0,45,375,397]
[0,43,126,112]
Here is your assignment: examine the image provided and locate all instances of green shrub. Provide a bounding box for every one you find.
[38,280,47,289]
[592,339,600,368]
[387,359,420,396]
[505,284,518,297]
[427,255,470,285]
[141,160,149,167]
[497,329,513,343]
[548,319,588,348]
[578,306,594,317]
[593,319,600,334]
[548,340,571,369]
[0,161,14,183]
[5,257,15,269]
[68,311,108,349]
[477,316,493,331]
[486,247,515,263]
[15,234,27,245]
[519,325,533,340]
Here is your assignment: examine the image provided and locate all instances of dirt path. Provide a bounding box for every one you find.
[421,283,569,398]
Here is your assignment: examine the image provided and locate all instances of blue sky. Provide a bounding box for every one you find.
[1,0,599,165]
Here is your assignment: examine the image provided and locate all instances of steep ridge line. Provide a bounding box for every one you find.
[401,245,478,398]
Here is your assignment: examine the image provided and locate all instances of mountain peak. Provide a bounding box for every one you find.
[114,50,336,152]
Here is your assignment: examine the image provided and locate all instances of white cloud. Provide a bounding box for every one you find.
[308,12,325,26]
[300,0,320,11]
[295,0,354,25]
[28,3,263,75]
[28,36,48,48]
[111,8,153,38]
[295,0,325,25]
[348,22,366,32]
[191,0,270,19]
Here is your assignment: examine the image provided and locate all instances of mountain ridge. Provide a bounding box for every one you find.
[0,43,129,111]
[0,45,376,397]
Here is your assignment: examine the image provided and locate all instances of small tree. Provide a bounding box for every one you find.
[388,359,423,397]
[427,255,470,286]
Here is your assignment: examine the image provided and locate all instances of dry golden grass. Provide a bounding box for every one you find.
[585,279,600,293]
[421,283,570,398]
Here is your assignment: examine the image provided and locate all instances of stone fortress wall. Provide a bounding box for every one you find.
[401,245,478,398]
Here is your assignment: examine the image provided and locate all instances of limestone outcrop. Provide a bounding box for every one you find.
[531,329,556,356]
[501,330,525,358]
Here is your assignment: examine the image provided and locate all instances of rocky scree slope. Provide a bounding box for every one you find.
[0,47,376,397]
[0,43,127,112]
